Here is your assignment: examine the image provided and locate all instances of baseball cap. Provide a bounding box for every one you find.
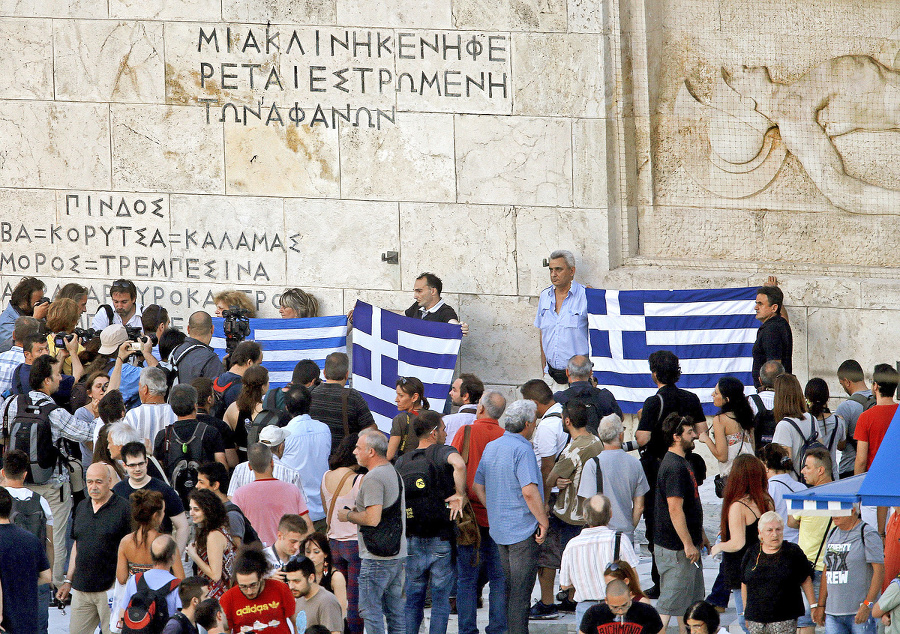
[259,426,290,446]
[98,324,128,355]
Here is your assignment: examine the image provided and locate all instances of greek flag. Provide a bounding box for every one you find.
[351,300,463,433]
[587,287,758,415]
[211,316,348,388]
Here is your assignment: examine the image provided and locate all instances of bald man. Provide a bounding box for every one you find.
[118,535,182,630]
[578,579,663,634]
[58,463,132,634]
[171,311,225,384]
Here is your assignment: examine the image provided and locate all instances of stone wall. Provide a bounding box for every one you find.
[1,0,898,402]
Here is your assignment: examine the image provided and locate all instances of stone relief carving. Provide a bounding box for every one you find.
[676,55,900,214]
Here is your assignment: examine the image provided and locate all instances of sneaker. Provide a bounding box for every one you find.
[644,585,660,600]
[529,601,560,620]
[558,598,577,613]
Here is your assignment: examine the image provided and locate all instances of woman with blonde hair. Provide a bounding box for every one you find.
[213,290,256,318]
[45,298,84,376]
[278,288,319,318]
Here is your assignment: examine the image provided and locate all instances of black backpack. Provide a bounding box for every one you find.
[224,500,262,546]
[10,490,47,546]
[750,394,777,449]
[163,423,209,507]
[245,398,284,447]
[359,470,404,557]
[121,572,180,634]
[396,445,450,537]
[786,417,827,483]
[7,395,59,485]
[564,386,602,434]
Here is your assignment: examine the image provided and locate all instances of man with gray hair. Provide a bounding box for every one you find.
[534,250,589,390]
[451,390,508,634]
[560,495,641,624]
[554,354,622,435]
[474,400,549,634]
[338,430,406,634]
[579,413,649,542]
[749,360,784,447]
[125,366,176,446]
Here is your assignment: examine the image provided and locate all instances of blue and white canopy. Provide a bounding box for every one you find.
[784,474,863,517]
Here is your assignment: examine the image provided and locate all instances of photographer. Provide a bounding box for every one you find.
[0,276,48,353]
[91,278,143,331]
[45,298,84,376]
[141,304,169,360]
[97,325,146,408]
[170,311,225,385]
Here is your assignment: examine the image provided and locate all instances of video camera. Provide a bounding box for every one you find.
[222,307,251,355]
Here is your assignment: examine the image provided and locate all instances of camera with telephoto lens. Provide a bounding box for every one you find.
[73,327,99,343]
[222,307,251,355]
[53,332,76,348]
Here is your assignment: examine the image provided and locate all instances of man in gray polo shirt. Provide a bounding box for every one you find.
[834,359,874,480]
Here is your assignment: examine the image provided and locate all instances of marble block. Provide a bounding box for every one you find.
[0,18,52,99]
[111,104,224,193]
[573,118,610,209]
[0,189,60,278]
[0,0,106,18]
[455,115,572,206]
[109,0,221,21]
[337,0,451,29]
[285,199,401,290]
[222,0,335,25]
[339,112,455,202]
[344,289,418,315]
[0,101,110,190]
[55,20,164,103]
[399,203,517,295]
[512,33,604,118]
[452,0,566,32]
[224,123,340,197]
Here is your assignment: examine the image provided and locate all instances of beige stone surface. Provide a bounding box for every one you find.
[458,293,542,385]
[344,289,418,314]
[573,119,610,209]
[452,0,566,32]
[0,189,60,279]
[339,112,455,202]
[111,104,224,193]
[110,0,221,21]
[399,203,517,295]
[0,19,52,99]
[338,0,451,29]
[285,199,401,290]
[222,0,334,24]
[515,207,610,296]
[512,33,604,117]
[0,101,110,190]
[55,20,164,103]
[456,115,572,206]
[169,194,287,286]
[0,0,105,18]
[224,122,340,197]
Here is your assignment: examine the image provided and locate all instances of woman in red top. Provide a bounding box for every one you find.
[386,376,429,460]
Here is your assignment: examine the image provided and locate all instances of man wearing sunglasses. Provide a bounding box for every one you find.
[91,279,144,331]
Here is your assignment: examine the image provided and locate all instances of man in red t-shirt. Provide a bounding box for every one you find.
[221,547,296,634]
[450,390,507,634]
[854,364,899,474]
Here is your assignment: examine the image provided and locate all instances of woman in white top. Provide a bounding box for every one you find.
[804,378,846,481]
[758,444,805,544]
[698,376,755,479]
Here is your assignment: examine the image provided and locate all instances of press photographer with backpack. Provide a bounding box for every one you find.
[395,410,466,634]
[3,354,94,591]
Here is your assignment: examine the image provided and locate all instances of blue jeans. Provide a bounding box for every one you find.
[798,571,822,628]
[825,614,876,634]
[406,536,454,634]
[38,583,50,634]
[576,600,601,629]
[732,589,748,634]
[358,557,406,634]
[457,526,507,634]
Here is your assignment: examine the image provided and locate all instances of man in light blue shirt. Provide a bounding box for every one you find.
[474,400,549,634]
[281,384,331,531]
[534,250,589,389]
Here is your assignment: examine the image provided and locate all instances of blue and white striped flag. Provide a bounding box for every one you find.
[351,301,462,433]
[211,316,348,389]
[587,287,758,415]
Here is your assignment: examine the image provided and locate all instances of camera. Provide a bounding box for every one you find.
[72,327,99,343]
[222,307,251,355]
[53,332,75,348]
[33,297,50,308]
[124,326,142,340]
[128,335,156,353]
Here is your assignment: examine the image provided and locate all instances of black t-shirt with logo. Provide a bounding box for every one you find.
[579,601,663,634]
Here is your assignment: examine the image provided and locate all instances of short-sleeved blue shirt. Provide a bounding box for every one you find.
[474,431,544,545]
[0,523,50,634]
[534,281,589,372]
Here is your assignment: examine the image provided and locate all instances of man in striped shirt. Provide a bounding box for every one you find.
[559,495,640,625]
[0,316,40,395]
[124,367,176,446]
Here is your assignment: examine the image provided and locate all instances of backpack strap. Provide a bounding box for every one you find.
[594,455,603,494]
[100,304,114,326]
[461,425,472,464]
[749,393,765,411]
[613,531,622,562]
[813,518,834,569]
[340,389,350,437]
[1,396,16,447]
[785,417,815,477]
[172,344,205,369]
[264,389,278,412]
[656,393,665,423]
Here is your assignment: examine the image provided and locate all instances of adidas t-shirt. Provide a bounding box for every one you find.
[220,578,295,634]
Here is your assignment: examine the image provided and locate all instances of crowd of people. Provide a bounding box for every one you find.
[0,252,895,634]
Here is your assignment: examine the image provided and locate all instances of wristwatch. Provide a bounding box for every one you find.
[810,603,819,609]
[862,600,873,608]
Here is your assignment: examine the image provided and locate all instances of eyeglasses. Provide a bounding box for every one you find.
[604,562,622,574]
[237,580,261,591]
[124,460,147,469]
[111,279,132,291]
[608,598,632,613]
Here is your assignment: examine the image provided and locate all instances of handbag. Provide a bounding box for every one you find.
[714,431,751,498]
[456,426,482,550]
